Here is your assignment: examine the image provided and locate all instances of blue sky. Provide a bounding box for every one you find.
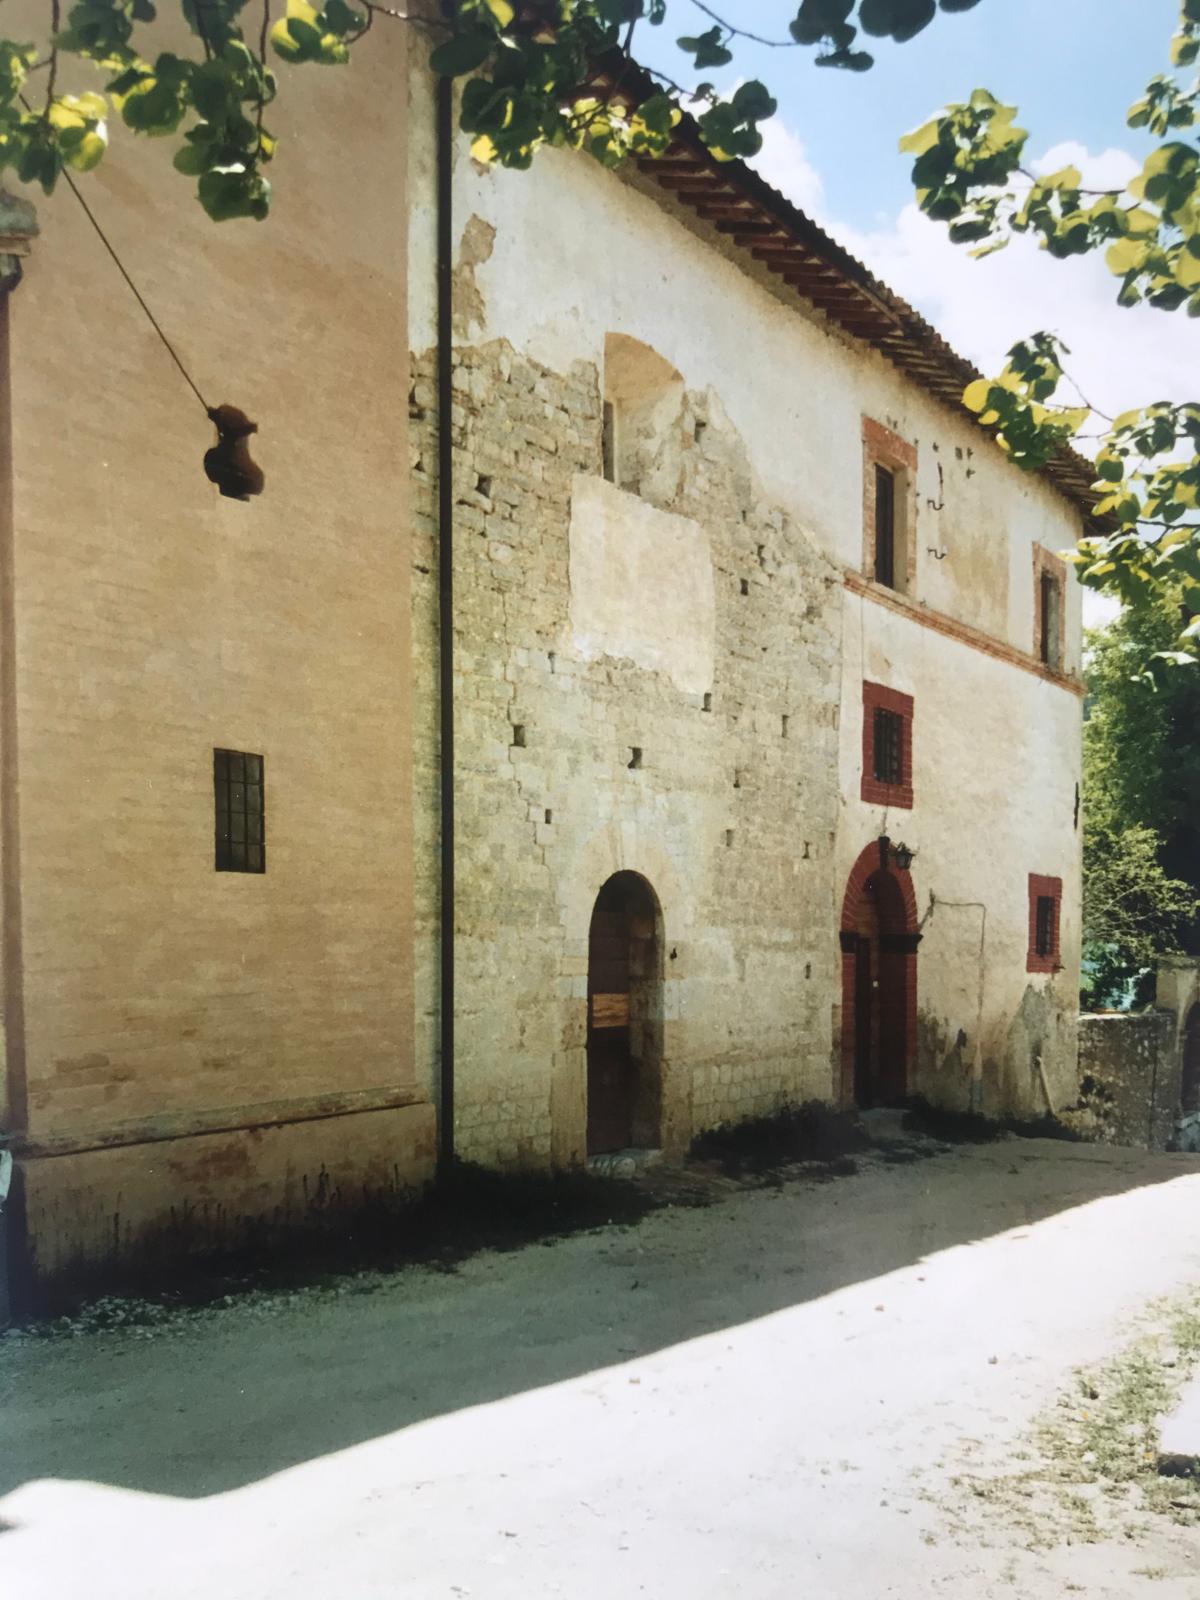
[639,1,1180,229]
[639,3,1192,625]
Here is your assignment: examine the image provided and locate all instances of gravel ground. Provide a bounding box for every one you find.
[2,1134,1200,1597]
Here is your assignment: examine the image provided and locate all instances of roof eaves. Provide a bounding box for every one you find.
[624,102,1110,534]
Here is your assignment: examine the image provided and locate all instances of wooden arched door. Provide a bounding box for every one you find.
[840,840,920,1108]
[587,872,663,1155]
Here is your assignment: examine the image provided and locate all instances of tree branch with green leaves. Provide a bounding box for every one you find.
[3,0,1197,661]
[903,5,1200,662]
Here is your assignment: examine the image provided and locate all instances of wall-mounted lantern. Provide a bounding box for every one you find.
[879,835,917,873]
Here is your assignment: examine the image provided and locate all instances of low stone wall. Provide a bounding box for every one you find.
[1071,1012,1179,1150]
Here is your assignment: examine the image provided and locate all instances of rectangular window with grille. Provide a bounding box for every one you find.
[873,707,902,785]
[1027,873,1062,972]
[861,680,914,809]
[874,464,895,588]
[214,748,265,873]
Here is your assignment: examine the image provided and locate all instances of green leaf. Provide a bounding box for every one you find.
[429,30,495,78]
[198,167,271,221]
[322,0,364,36]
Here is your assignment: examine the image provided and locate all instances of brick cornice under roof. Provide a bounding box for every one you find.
[628,117,1110,534]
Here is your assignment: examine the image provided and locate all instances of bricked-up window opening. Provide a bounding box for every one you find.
[874,464,896,589]
[861,681,914,810]
[1026,873,1062,973]
[214,749,264,873]
[602,334,684,496]
[1040,571,1062,668]
[873,708,902,786]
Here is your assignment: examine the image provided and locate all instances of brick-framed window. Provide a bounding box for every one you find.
[1026,873,1062,973]
[214,748,265,873]
[1032,545,1067,671]
[861,680,914,809]
[862,417,918,595]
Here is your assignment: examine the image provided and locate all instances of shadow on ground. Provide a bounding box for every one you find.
[1,1134,1197,1502]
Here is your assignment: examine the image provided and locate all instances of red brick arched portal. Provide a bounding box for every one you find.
[839,839,920,1108]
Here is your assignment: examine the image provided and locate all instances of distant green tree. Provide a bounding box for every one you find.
[1082,598,1200,1007]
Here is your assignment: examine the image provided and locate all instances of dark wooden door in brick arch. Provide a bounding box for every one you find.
[841,849,919,1108]
[587,872,663,1156]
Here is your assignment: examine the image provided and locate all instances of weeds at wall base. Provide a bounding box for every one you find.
[13,1094,1087,1328]
[901,1096,1084,1146]
[12,1161,675,1328]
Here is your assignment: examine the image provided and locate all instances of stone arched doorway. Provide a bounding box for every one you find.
[587,871,663,1155]
[840,839,920,1108]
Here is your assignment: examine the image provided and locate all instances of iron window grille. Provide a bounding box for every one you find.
[214,748,265,873]
[873,707,903,786]
[1035,895,1056,958]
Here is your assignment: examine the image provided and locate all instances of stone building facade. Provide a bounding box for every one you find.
[0,31,1095,1300]
[406,58,1089,1170]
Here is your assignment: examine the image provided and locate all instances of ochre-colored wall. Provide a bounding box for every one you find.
[3,13,429,1282]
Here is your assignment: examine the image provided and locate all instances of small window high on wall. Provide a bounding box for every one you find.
[1033,545,1067,671]
[862,417,917,595]
[874,465,896,588]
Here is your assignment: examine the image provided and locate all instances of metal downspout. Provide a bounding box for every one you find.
[436,74,455,1177]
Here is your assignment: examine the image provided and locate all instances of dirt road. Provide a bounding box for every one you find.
[3,1135,1200,1598]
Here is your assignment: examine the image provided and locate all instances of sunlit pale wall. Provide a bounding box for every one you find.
[3,10,431,1281]
[838,603,1083,1114]
[407,61,1083,1149]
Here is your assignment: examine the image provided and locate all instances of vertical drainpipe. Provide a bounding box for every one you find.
[436,74,456,1178]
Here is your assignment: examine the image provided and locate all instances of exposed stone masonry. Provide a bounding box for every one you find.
[410,335,844,1168]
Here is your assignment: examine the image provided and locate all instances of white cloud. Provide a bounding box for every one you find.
[748,117,826,217]
[1031,140,1140,192]
[752,125,1197,631]
[754,126,1192,429]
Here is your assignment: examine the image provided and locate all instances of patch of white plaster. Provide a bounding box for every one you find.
[566,475,715,696]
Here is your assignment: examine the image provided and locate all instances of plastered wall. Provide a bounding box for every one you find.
[3,13,429,1282]
[408,62,1084,1151]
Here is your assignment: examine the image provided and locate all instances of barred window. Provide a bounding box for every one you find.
[1027,873,1063,972]
[873,708,903,786]
[214,749,265,873]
